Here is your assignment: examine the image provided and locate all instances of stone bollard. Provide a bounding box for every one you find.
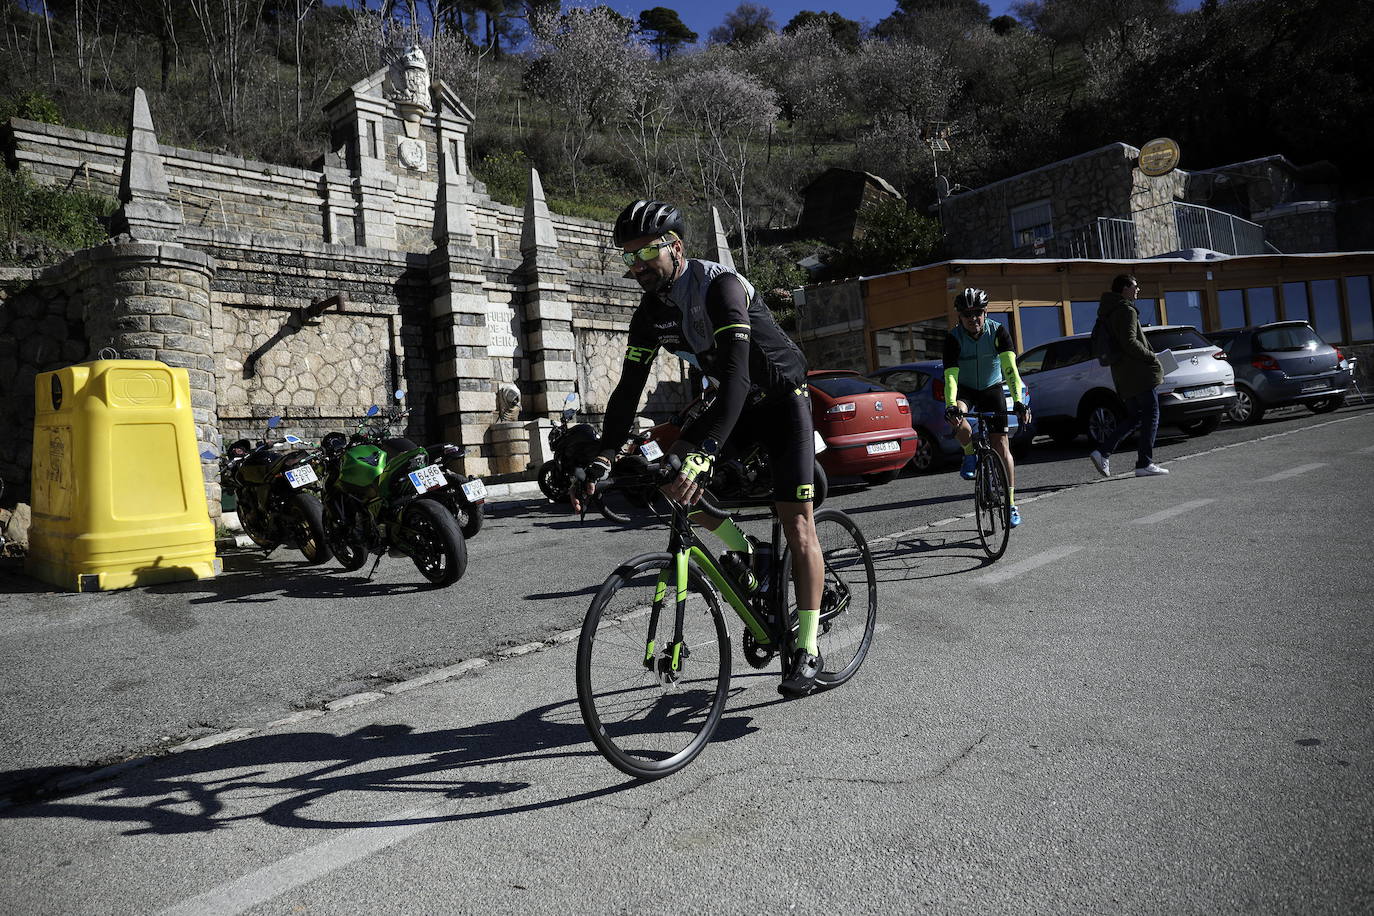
[527,418,554,468]
[489,421,531,476]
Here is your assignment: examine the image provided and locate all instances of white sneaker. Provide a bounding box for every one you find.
[1135,464,1170,477]
[1088,450,1110,478]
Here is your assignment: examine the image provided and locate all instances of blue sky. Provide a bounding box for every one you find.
[598,1,1203,49]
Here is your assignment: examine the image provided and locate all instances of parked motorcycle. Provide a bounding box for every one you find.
[201,416,332,564]
[346,392,487,540]
[317,400,468,587]
[537,393,632,522]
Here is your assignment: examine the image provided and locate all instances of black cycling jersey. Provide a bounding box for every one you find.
[598,258,808,454]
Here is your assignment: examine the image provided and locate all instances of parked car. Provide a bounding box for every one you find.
[1204,321,1351,424]
[866,360,1035,472]
[1016,324,1236,446]
[806,370,919,485]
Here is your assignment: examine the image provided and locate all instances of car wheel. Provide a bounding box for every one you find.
[1084,399,1124,447]
[1229,387,1266,424]
[1307,396,1345,414]
[1178,416,1221,437]
[909,427,941,473]
[862,469,899,486]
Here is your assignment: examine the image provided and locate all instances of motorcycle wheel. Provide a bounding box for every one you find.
[537,461,568,503]
[455,500,484,539]
[401,499,467,587]
[594,489,632,525]
[287,491,333,565]
[325,508,369,572]
[237,499,278,550]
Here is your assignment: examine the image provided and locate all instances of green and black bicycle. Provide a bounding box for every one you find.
[953,407,1018,560]
[575,464,877,780]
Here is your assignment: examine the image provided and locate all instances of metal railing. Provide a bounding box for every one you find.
[1024,216,1138,259]
[1173,202,1275,255]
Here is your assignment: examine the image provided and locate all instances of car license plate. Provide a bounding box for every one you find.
[640,440,664,461]
[1183,385,1221,399]
[1301,382,1326,392]
[865,440,900,455]
[814,431,827,454]
[461,478,486,501]
[408,463,446,494]
[284,465,317,488]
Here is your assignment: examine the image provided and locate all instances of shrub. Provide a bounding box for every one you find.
[0,168,116,256]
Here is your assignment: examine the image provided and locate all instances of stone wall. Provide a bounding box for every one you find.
[1255,202,1340,253]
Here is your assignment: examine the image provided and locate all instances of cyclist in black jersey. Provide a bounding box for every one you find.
[571,199,826,697]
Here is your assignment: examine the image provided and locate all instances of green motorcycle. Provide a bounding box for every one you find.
[319,405,467,587]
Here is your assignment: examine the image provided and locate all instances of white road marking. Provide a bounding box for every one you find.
[1359,444,1374,454]
[155,805,451,916]
[1257,462,1327,482]
[977,545,1082,585]
[1132,499,1215,525]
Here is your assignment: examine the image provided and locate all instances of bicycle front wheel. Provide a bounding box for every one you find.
[576,553,731,780]
[975,448,1011,560]
[781,508,878,689]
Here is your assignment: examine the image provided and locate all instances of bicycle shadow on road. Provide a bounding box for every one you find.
[136,552,443,604]
[0,693,763,835]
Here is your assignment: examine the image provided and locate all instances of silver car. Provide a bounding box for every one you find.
[1018,325,1237,446]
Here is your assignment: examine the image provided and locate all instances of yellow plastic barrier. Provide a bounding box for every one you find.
[26,359,218,592]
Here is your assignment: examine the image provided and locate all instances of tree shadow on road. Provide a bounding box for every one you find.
[0,690,762,834]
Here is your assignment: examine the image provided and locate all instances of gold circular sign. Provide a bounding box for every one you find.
[1139,137,1181,176]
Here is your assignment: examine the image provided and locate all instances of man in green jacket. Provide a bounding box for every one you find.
[1088,274,1168,477]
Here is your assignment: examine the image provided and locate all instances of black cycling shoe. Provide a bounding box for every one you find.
[778,649,822,698]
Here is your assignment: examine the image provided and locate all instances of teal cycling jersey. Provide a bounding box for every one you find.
[944,318,1013,391]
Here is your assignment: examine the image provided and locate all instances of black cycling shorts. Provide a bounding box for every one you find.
[683,385,817,502]
[958,385,1009,434]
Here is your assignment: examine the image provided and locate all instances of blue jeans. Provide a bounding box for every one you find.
[1099,388,1160,469]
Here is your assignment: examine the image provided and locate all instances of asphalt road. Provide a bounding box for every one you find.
[0,403,1371,913]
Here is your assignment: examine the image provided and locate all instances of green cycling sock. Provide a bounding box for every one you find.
[962,443,975,455]
[797,609,820,655]
[1008,486,1016,505]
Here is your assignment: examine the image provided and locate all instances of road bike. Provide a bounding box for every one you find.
[953,407,1019,561]
[574,465,877,780]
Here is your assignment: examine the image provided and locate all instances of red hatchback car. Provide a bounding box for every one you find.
[808,370,919,484]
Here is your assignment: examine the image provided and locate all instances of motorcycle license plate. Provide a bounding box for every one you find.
[284,465,318,488]
[814,431,827,454]
[866,440,900,455]
[640,440,664,461]
[409,464,446,494]
[461,478,487,501]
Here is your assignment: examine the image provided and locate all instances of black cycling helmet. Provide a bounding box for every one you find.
[613,199,684,247]
[954,287,990,313]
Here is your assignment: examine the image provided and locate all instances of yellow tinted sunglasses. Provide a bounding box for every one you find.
[621,236,676,267]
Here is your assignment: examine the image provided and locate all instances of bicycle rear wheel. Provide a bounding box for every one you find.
[576,553,731,780]
[780,508,877,689]
[974,448,1011,560]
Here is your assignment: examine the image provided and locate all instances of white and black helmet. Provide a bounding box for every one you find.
[613,199,685,247]
[954,287,990,313]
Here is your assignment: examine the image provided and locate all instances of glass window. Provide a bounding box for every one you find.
[1310,279,1343,342]
[1046,338,1092,370]
[1255,324,1322,351]
[810,373,891,397]
[1070,300,1098,336]
[1010,199,1054,247]
[876,369,927,394]
[1164,290,1204,329]
[1247,287,1278,325]
[1135,298,1159,326]
[1282,281,1310,322]
[1018,347,1048,375]
[1018,306,1063,351]
[1219,289,1245,328]
[1145,327,1212,351]
[1345,276,1373,341]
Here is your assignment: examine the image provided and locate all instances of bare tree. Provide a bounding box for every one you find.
[611,71,675,198]
[528,5,648,198]
[669,65,779,271]
[187,0,268,141]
